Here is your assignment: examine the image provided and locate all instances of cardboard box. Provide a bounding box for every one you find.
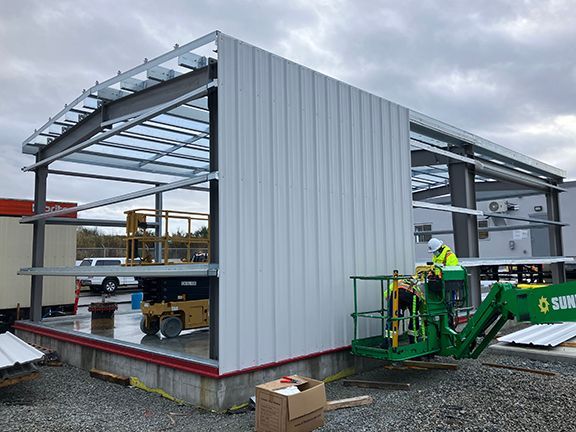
[255,375,326,432]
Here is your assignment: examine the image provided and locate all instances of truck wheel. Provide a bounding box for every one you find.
[160,316,183,338]
[102,278,119,294]
[140,316,160,335]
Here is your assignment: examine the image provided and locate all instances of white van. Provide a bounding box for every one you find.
[77,258,137,294]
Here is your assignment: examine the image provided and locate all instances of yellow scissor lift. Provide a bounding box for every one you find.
[125,209,210,338]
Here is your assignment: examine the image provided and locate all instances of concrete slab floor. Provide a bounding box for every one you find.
[40,308,210,359]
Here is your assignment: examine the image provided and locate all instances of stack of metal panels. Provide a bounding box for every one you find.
[498,323,576,347]
[0,332,44,387]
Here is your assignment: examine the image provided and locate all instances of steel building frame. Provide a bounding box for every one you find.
[20,33,221,339]
[410,111,567,305]
[19,31,567,364]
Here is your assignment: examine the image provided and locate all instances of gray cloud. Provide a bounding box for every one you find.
[0,0,574,223]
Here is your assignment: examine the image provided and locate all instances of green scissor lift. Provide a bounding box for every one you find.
[351,265,576,361]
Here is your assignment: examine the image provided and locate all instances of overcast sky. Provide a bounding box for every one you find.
[1,0,575,223]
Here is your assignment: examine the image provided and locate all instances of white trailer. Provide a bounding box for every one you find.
[0,199,77,328]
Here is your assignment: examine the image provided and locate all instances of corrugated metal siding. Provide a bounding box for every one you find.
[0,217,76,309]
[217,33,414,373]
[0,332,44,369]
[498,323,576,347]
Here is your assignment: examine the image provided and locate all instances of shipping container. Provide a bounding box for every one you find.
[0,199,77,327]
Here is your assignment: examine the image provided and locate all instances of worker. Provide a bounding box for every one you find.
[382,279,426,347]
[427,238,459,267]
[427,238,460,329]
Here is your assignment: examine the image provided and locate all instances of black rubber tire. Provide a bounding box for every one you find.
[140,316,160,335]
[160,316,183,338]
[101,278,119,294]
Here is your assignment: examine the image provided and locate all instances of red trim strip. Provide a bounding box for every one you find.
[13,322,220,378]
[14,322,353,379]
[218,345,352,378]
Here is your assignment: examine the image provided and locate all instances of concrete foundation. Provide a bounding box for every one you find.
[15,321,379,410]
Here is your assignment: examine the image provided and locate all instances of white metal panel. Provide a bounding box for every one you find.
[498,323,576,347]
[0,217,76,310]
[0,332,44,369]
[217,33,414,373]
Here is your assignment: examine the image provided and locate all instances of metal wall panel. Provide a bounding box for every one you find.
[217,33,414,373]
[0,217,76,310]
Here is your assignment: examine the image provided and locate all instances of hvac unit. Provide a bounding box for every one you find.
[488,200,508,213]
[488,200,518,213]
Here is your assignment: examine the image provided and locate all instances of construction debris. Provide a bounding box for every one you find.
[0,332,44,388]
[89,368,130,386]
[481,362,558,377]
[325,396,373,411]
[28,343,63,367]
[0,363,39,388]
[560,341,576,348]
[343,379,411,390]
[402,360,459,370]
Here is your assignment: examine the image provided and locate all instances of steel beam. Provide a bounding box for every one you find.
[410,110,566,179]
[30,161,47,322]
[414,181,548,203]
[19,263,219,278]
[447,256,574,267]
[411,140,477,167]
[61,151,206,178]
[476,161,564,192]
[412,201,483,216]
[547,188,566,283]
[21,172,218,222]
[119,129,209,152]
[94,139,210,164]
[411,149,449,167]
[448,146,481,307]
[25,81,216,171]
[47,169,209,192]
[74,148,207,171]
[44,218,135,228]
[486,213,566,226]
[22,31,218,153]
[38,65,212,162]
[139,129,209,168]
[415,223,547,236]
[208,87,219,361]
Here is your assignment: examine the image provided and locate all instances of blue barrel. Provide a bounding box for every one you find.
[131,292,143,310]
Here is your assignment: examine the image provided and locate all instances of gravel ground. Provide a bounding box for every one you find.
[1,352,575,432]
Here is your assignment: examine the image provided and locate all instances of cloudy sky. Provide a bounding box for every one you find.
[1,0,575,223]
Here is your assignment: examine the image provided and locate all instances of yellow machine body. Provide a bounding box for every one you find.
[140,299,209,338]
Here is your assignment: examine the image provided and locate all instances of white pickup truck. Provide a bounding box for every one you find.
[77,258,137,294]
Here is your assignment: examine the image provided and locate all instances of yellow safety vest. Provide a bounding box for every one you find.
[384,282,426,340]
[432,245,459,267]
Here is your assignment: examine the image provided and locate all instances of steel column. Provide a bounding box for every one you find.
[155,186,163,263]
[546,189,565,283]
[448,146,481,307]
[208,85,219,361]
[30,162,48,322]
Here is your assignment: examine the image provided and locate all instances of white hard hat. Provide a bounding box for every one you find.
[427,238,444,253]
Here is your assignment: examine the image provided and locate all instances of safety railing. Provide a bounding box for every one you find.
[351,273,428,352]
[124,209,209,266]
